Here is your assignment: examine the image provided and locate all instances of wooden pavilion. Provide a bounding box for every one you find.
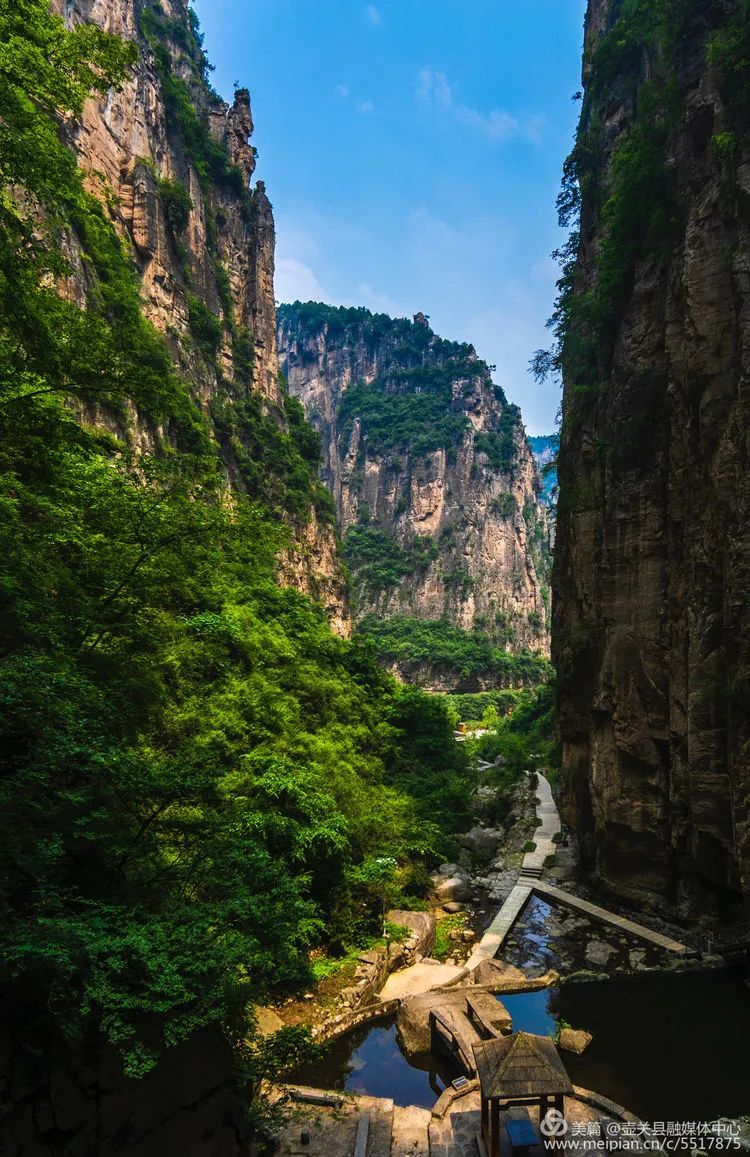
[472,1032,574,1157]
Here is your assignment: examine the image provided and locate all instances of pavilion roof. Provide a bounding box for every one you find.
[472,1032,574,1101]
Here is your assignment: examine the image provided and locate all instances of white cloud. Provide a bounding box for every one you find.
[415,67,544,144]
[357,99,375,114]
[355,281,400,316]
[365,4,382,25]
[335,83,350,98]
[274,258,330,305]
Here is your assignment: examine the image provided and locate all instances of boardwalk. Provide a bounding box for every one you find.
[466,771,688,971]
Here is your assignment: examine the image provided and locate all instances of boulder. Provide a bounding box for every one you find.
[585,939,616,967]
[431,865,472,903]
[442,902,465,914]
[471,959,528,986]
[396,988,511,1056]
[459,826,502,859]
[386,909,435,956]
[558,1027,593,1055]
[254,1007,284,1037]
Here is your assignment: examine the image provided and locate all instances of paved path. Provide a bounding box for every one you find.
[465,883,533,971]
[466,772,555,970]
[466,771,688,971]
[532,880,688,954]
[379,960,465,1001]
[519,771,561,880]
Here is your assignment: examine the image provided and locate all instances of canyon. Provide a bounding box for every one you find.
[3,0,750,1152]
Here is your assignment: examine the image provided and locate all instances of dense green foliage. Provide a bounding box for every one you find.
[211,387,336,523]
[474,405,521,472]
[157,174,193,237]
[278,301,414,348]
[446,690,523,724]
[360,616,552,685]
[343,523,438,593]
[338,370,472,458]
[472,680,560,782]
[0,0,470,1091]
[707,0,750,139]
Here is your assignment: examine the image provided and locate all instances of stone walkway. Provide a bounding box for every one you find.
[380,960,465,1001]
[519,771,561,879]
[465,884,533,971]
[466,772,555,970]
[532,881,688,955]
[465,771,688,971]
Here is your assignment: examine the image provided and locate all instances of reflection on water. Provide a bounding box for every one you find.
[499,988,557,1036]
[498,971,750,1122]
[296,970,750,1120]
[503,895,668,977]
[290,1017,459,1109]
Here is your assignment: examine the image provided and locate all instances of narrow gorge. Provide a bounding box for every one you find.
[3,0,750,1153]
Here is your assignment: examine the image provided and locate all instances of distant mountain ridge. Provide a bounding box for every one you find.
[528,435,558,507]
[278,301,552,690]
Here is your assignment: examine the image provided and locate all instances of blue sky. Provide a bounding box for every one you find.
[193,1,587,434]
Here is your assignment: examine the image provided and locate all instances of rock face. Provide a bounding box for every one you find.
[554,0,750,920]
[278,304,550,683]
[52,0,348,632]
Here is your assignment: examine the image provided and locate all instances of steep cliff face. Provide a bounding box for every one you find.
[279,304,550,688]
[553,0,750,920]
[53,0,348,632]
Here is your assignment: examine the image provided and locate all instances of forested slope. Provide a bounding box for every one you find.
[0,2,470,1150]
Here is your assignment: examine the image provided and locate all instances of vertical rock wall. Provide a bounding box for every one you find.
[52,0,348,631]
[554,0,750,921]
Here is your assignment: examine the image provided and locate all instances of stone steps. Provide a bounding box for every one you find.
[367,1097,394,1156]
[390,1105,431,1156]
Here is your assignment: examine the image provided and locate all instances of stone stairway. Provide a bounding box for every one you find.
[390,1105,432,1156]
[366,1098,394,1156]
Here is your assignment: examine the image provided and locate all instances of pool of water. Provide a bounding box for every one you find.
[297,970,750,1120]
[291,1016,460,1109]
[502,895,669,977]
[498,970,750,1122]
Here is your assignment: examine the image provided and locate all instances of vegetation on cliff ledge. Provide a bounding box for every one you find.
[0,0,471,1099]
[360,616,552,686]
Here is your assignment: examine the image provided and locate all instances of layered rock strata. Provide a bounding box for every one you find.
[53,0,348,630]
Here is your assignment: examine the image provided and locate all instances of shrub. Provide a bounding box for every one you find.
[491,493,517,518]
[157,175,192,237]
[187,292,222,358]
[360,616,553,686]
